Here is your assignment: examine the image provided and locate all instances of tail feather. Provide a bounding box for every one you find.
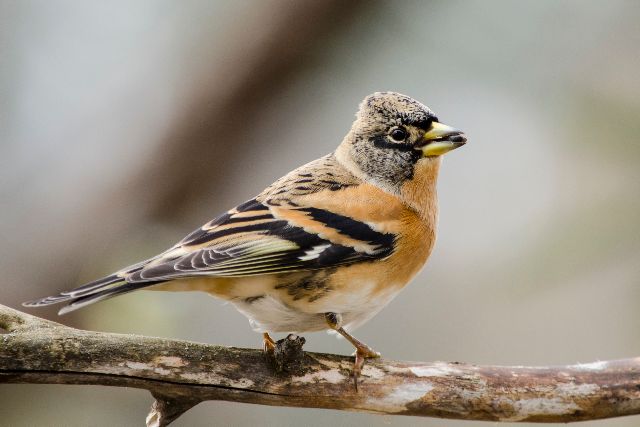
[57,281,157,315]
[60,274,124,298]
[22,269,161,315]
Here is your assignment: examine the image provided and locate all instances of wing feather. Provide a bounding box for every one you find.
[126,198,395,282]
[23,155,389,313]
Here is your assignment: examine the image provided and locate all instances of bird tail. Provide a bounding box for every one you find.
[22,269,161,315]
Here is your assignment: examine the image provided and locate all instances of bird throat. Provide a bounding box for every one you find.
[399,157,440,224]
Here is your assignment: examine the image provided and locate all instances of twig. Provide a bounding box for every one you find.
[1,304,639,425]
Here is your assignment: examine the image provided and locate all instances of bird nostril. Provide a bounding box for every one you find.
[449,133,467,144]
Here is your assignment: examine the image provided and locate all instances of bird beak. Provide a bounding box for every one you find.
[418,122,467,157]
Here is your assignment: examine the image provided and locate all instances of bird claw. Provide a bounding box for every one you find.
[352,346,381,391]
[323,312,381,391]
[262,332,276,356]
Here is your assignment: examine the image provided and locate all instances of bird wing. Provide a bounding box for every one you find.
[23,154,400,314]
[126,198,395,282]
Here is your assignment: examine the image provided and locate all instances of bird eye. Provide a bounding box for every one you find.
[389,128,407,141]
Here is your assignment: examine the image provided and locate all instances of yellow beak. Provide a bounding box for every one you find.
[418,122,467,157]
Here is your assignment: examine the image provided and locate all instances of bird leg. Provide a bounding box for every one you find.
[325,312,380,390]
[262,332,276,355]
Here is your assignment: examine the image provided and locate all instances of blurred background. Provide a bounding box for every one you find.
[2,0,639,425]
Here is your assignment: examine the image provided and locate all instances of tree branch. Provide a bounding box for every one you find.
[1,304,639,425]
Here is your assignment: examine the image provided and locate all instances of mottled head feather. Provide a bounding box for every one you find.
[336,92,440,194]
[358,91,437,130]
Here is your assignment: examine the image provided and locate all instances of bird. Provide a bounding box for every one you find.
[24,91,466,388]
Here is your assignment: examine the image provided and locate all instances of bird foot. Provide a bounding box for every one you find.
[262,332,276,356]
[352,345,381,391]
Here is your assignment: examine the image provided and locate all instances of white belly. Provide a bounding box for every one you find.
[230,281,403,333]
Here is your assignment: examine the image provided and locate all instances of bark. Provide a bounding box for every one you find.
[1,304,639,426]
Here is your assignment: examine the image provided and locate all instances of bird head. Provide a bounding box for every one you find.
[337,92,466,193]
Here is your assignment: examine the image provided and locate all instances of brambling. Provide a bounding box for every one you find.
[24,92,466,386]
